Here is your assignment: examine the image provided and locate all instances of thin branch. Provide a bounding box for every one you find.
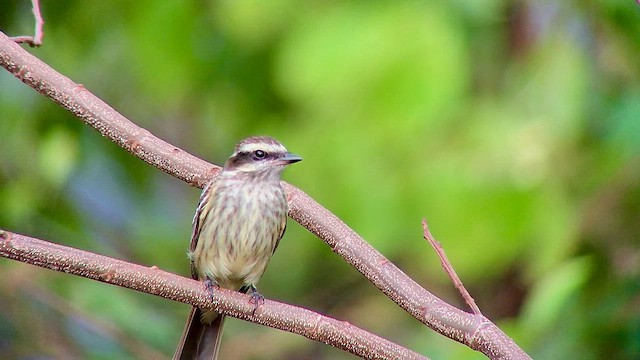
[0,31,531,360]
[9,0,44,47]
[422,219,482,316]
[0,230,428,360]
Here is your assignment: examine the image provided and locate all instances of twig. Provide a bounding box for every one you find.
[0,229,428,360]
[0,31,531,360]
[10,0,44,47]
[422,219,482,316]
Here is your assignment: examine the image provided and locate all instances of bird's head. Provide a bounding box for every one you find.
[223,136,302,179]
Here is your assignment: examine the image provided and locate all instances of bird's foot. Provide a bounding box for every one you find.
[242,285,264,315]
[204,278,219,303]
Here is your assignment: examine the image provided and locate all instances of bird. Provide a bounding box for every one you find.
[173,136,302,360]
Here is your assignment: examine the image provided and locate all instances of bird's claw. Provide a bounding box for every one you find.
[245,285,264,315]
[204,278,219,303]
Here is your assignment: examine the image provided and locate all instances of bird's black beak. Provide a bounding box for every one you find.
[276,152,302,165]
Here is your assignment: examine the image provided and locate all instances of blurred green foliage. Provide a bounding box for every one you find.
[1,1,639,359]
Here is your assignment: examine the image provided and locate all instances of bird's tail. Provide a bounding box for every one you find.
[173,307,226,360]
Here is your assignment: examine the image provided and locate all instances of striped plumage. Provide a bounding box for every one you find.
[174,136,302,360]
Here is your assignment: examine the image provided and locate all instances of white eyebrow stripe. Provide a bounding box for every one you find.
[237,143,287,154]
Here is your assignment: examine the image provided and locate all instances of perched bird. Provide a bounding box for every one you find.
[173,136,302,360]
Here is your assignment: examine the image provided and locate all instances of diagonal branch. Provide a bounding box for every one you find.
[0,31,530,360]
[0,230,428,360]
[422,219,482,315]
[0,266,166,360]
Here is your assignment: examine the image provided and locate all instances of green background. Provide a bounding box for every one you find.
[1,1,639,359]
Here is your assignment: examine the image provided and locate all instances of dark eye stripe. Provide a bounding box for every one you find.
[243,151,281,160]
[226,151,282,169]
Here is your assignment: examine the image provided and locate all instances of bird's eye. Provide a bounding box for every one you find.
[253,150,266,160]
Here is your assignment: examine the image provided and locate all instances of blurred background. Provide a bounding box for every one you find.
[1,1,639,359]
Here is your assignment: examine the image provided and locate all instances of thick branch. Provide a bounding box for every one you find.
[0,230,427,360]
[0,32,215,188]
[0,31,530,360]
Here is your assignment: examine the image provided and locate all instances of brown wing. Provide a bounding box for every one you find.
[272,209,288,255]
[189,180,214,279]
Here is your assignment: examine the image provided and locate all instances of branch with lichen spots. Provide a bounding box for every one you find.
[0,31,530,360]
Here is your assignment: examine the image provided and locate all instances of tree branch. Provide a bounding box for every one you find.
[0,266,166,360]
[422,219,482,315]
[9,0,44,47]
[0,31,531,360]
[0,230,427,360]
